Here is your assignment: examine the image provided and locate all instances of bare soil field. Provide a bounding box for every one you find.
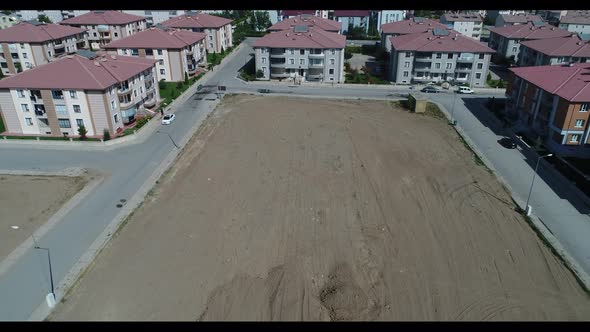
[50,95,590,321]
[0,175,87,260]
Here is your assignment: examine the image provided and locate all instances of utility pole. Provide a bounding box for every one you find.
[34,246,56,308]
[525,153,553,216]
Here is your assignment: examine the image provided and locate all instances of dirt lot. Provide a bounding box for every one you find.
[0,175,87,260]
[50,95,590,321]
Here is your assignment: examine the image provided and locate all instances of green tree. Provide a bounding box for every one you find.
[158,79,166,90]
[256,69,264,78]
[77,125,88,140]
[103,128,111,141]
[14,62,22,73]
[253,11,271,31]
[348,26,367,40]
[37,14,52,23]
[184,72,189,84]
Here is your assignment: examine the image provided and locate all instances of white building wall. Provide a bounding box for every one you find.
[561,23,590,35]
[377,11,407,32]
[63,89,95,136]
[10,88,37,134]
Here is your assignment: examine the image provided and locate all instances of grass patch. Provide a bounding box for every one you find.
[158,73,204,106]
[424,102,446,120]
[0,115,5,133]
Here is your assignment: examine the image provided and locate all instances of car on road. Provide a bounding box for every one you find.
[421,86,440,93]
[498,137,517,149]
[258,88,271,94]
[161,114,176,125]
[457,86,475,94]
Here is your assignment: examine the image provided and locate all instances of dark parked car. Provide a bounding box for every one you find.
[498,137,517,149]
[421,86,440,93]
[258,89,271,93]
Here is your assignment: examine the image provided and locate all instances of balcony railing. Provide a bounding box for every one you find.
[270,72,291,78]
[415,56,432,62]
[97,25,109,32]
[308,53,324,58]
[270,53,286,58]
[119,99,135,109]
[118,85,131,95]
[54,43,65,49]
[455,67,472,72]
[457,56,474,62]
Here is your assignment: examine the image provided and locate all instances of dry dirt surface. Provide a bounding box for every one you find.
[51,95,590,321]
[0,175,87,260]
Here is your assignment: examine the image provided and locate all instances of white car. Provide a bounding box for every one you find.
[161,114,175,125]
[457,86,475,94]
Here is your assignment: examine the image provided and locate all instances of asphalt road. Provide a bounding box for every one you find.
[1,37,589,320]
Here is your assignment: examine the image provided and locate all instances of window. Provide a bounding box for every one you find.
[72,105,81,113]
[111,100,116,111]
[58,119,71,128]
[160,69,165,75]
[331,49,335,55]
[25,117,33,126]
[479,53,485,59]
[261,57,266,64]
[20,43,25,49]
[159,59,164,65]
[403,71,409,77]
[476,73,482,79]
[69,90,77,99]
[114,32,118,38]
[512,47,518,52]
[93,32,97,37]
[477,63,483,69]
[76,119,84,127]
[157,49,163,55]
[290,59,295,64]
[575,119,585,128]
[208,35,213,41]
[300,59,305,65]
[330,59,335,65]
[209,43,213,48]
[571,134,580,143]
[404,61,410,68]
[21,104,29,112]
[261,48,266,54]
[581,103,588,112]
[446,63,452,69]
[51,90,63,99]
[436,53,442,59]
[448,53,453,59]
[262,66,267,72]
[134,90,137,97]
[140,87,143,94]
[17,89,25,98]
[435,63,441,69]
[405,52,411,57]
[329,68,334,74]
[22,53,27,59]
[146,49,153,56]
[114,114,119,123]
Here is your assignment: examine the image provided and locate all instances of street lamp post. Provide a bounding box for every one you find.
[525,153,553,216]
[450,91,458,126]
[34,246,56,308]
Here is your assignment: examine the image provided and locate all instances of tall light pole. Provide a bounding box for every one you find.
[34,246,56,308]
[450,90,458,126]
[525,153,553,216]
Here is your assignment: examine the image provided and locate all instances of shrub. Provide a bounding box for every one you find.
[176,81,184,89]
[344,50,353,60]
[77,125,88,140]
[135,117,149,129]
[486,72,492,82]
[103,128,111,141]
[158,79,166,90]
[256,69,264,78]
[184,72,189,84]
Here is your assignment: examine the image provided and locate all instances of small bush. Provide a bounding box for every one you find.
[134,117,149,130]
[158,79,166,90]
[256,69,264,78]
[103,128,111,141]
[176,81,184,89]
[77,125,88,140]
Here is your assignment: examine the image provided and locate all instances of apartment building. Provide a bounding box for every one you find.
[440,13,483,40]
[60,11,147,50]
[506,63,590,157]
[279,10,329,21]
[389,29,494,86]
[253,25,346,83]
[488,22,571,62]
[381,17,450,52]
[122,10,189,27]
[0,21,87,76]
[0,51,159,137]
[486,10,528,23]
[104,27,206,82]
[160,12,233,53]
[268,14,341,33]
[518,34,590,67]
[495,14,544,27]
[0,15,19,30]
[559,11,590,35]
[537,10,568,26]
[376,11,407,32]
[14,10,90,23]
[333,10,371,35]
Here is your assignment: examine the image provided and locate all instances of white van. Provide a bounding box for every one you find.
[457,86,474,94]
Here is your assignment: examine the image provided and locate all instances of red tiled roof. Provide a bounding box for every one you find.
[510,63,590,102]
[381,18,449,35]
[333,10,371,18]
[253,26,345,49]
[0,22,85,43]
[442,13,483,22]
[500,14,544,24]
[489,23,572,40]
[389,30,495,53]
[560,10,590,25]
[269,15,341,33]
[0,53,156,90]
[520,34,590,58]
[104,28,205,49]
[160,13,232,29]
[60,11,145,25]
[281,10,316,17]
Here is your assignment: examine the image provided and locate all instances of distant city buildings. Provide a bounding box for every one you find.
[559,11,590,35]
[518,34,590,67]
[0,14,19,30]
[14,10,90,23]
[495,14,545,27]
[333,10,371,35]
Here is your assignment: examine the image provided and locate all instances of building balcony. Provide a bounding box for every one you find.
[144,98,157,108]
[8,44,17,52]
[307,73,323,79]
[54,43,65,49]
[188,66,197,74]
[119,99,135,109]
[270,62,287,68]
[457,57,474,62]
[97,25,110,32]
[455,67,472,72]
[145,84,155,93]
[76,40,86,48]
[118,86,131,96]
[101,34,112,40]
[186,49,194,55]
[309,62,324,68]
[270,72,291,78]
[414,56,432,62]
[270,53,286,58]
[308,53,325,58]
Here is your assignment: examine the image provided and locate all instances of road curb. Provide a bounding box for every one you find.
[429,99,590,292]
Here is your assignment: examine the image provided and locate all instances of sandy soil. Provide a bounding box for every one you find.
[50,95,590,321]
[0,175,87,260]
